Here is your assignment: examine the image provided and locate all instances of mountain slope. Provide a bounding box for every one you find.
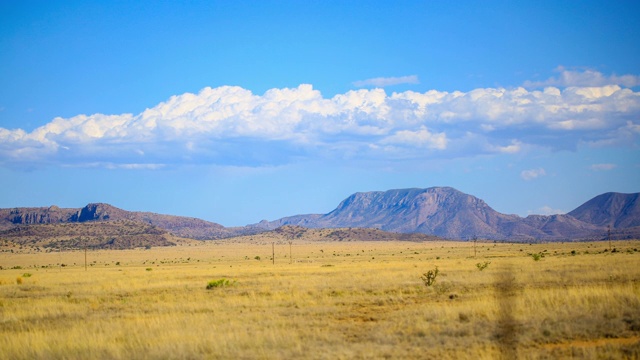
[317,187,520,239]
[520,214,602,239]
[256,187,523,239]
[256,187,638,240]
[0,203,249,239]
[568,192,640,228]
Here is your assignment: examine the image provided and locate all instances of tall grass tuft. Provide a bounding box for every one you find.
[206,279,234,289]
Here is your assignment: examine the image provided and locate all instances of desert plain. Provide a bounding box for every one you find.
[1,236,639,359]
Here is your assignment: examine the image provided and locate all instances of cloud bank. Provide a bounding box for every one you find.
[1,70,639,169]
[524,67,640,88]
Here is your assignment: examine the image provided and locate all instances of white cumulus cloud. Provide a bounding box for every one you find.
[380,126,447,149]
[0,69,639,169]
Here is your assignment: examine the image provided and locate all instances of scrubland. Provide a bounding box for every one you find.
[1,239,639,359]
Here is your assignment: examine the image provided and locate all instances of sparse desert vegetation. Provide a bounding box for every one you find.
[1,239,639,359]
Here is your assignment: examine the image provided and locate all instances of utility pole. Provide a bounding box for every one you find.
[272,242,275,265]
[84,243,87,271]
[608,225,611,251]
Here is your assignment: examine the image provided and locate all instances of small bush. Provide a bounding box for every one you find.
[420,267,439,287]
[458,312,470,322]
[206,279,234,289]
[22,273,32,278]
[476,261,491,271]
[531,253,543,261]
[16,277,22,285]
[145,268,153,271]
[254,256,261,260]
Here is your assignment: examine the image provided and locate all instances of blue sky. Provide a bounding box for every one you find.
[1,0,639,226]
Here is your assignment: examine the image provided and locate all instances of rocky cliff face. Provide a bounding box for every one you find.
[2,206,77,227]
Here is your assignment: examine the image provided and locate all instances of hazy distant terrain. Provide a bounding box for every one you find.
[1,187,638,249]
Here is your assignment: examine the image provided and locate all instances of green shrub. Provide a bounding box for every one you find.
[420,267,439,287]
[476,261,491,271]
[22,273,32,278]
[531,253,543,261]
[206,278,234,289]
[254,256,261,260]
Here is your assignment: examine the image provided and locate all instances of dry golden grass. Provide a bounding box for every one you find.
[1,239,639,359]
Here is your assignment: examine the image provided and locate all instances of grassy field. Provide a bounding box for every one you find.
[1,238,639,359]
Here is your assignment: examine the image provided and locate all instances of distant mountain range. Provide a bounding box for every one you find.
[0,203,253,240]
[1,187,639,243]
[251,187,640,241]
